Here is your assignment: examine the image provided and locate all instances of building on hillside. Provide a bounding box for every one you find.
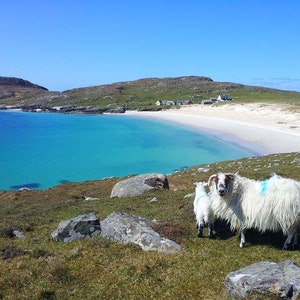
[217,94,232,101]
[156,100,192,106]
[201,98,217,105]
[176,100,192,105]
[156,100,176,106]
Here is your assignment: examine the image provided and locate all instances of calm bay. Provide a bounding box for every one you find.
[0,110,255,190]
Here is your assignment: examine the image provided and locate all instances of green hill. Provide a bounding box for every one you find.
[1,75,300,110]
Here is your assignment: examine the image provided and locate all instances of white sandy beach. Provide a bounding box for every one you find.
[125,103,300,155]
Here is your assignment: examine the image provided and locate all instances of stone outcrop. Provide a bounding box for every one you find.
[110,173,169,198]
[225,260,300,299]
[0,104,126,114]
[51,212,101,242]
[51,211,180,254]
[100,211,181,254]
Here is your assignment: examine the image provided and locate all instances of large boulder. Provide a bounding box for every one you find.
[51,212,101,242]
[100,211,181,254]
[225,260,300,299]
[110,173,169,198]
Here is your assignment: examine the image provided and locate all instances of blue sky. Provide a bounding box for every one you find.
[2,1,300,92]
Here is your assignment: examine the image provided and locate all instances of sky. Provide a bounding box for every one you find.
[1,1,300,92]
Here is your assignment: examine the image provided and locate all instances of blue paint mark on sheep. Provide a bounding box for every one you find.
[260,180,268,196]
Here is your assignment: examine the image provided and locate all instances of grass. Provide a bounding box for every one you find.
[57,82,300,111]
[2,76,300,112]
[0,152,299,299]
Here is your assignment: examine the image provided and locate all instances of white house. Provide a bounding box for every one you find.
[217,94,232,101]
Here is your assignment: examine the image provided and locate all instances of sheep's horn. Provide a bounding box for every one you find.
[207,174,217,186]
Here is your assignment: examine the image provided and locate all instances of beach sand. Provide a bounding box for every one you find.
[125,103,300,155]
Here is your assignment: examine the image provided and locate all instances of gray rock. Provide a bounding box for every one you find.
[110,173,169,198]
[225,260,300,299]
[149,197,159,202]
[292,157,300,164]
[198,167,210,173]
[12,229,25,239]
[184,192,195,198]
[84,196,99,201]
[100,212,181,254]
[51,212,101,242]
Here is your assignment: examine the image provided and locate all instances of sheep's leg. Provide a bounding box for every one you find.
[239,225,246,248]
[283,224,299,250]
[283,233,294,250]
[293,228,299,249]
[208,222,214,239]
[283,226,299,250]
[198,223,204,237]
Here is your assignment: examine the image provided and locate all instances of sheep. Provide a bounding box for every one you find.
[193,182,214,238]
[207,172,300,249]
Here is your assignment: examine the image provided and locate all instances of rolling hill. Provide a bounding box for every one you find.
[1,75,300,111]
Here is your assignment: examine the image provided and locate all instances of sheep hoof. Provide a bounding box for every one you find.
[197,231,203,238]
[283,241,292,250]
[239,242,245,248]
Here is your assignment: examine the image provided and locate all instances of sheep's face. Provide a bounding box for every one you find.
[210,173,234,197]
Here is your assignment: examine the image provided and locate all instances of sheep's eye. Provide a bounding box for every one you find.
[225,177,231,185]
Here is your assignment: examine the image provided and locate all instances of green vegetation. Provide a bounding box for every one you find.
[54,77,300,111]
[1,76,300,111]
[0,152,299,299]
[1,76,300,298]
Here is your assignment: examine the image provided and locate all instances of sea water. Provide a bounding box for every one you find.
[0,110,255,190]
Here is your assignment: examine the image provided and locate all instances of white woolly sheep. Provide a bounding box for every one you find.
[193,182,214,238]
[207,172,300,249]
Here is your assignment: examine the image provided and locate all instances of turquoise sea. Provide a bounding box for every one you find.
[0,110,256,190]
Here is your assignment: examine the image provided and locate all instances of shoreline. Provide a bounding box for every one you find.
[125,103,300,155]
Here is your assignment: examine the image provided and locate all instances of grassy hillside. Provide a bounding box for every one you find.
[0,152,299,299]
[1,76,300,111]
[1,75,300,298]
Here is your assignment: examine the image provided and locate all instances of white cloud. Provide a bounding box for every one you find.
[250,77,300,92]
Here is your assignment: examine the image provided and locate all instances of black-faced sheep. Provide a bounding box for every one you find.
[193,182,214,238]
[207,172,300,249]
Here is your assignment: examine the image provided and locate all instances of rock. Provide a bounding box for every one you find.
[100,212,181,254]
[84,196,99,201]
[292,157,300,164]
[198,167,210,173]
[225,260,300,299]
[106,106,126,113]
[51,212,101,242]
[184,192,195,198]
[12,229,25,239]
[110,173,169,198]
[149,197,159,202]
